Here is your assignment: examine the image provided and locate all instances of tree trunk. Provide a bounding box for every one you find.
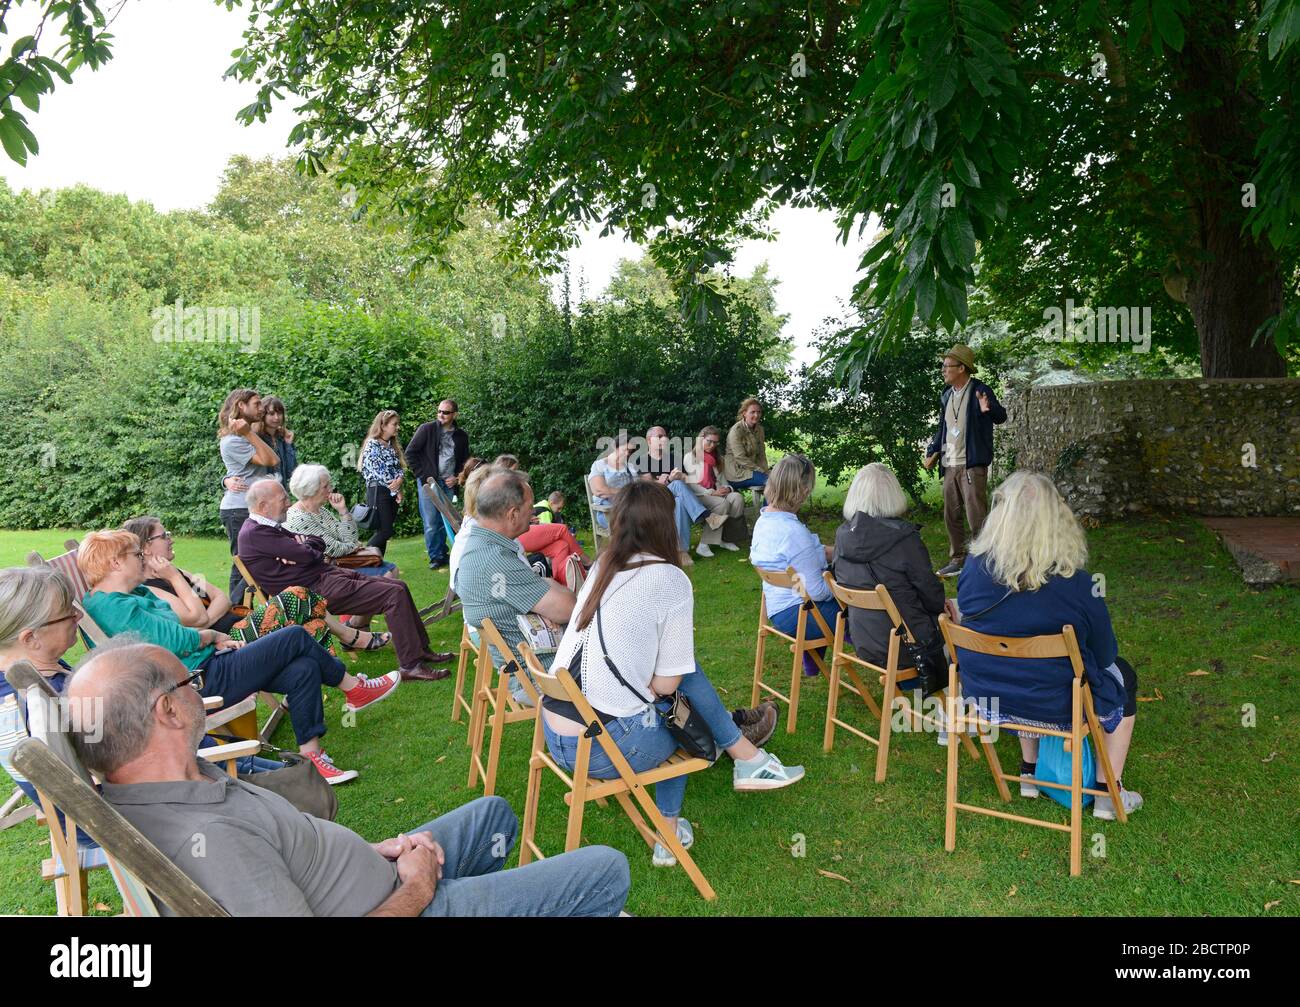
[1179,4,1289,379]
[1184,210,1287,379]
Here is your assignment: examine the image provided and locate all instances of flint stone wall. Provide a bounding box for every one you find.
[1002,378,1300,518]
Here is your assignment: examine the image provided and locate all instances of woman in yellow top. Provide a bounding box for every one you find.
[724,397,770,505]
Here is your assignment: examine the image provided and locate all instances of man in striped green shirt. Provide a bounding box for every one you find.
[457,471,575,681]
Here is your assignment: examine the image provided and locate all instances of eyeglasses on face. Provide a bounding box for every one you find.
[40,609,83,629]
[437,409,456,416]
[154,671,204,708]
[120,549,145,563]
[147,530,173,543]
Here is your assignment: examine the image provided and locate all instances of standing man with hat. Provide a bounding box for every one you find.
[923,344,1006,577]
[406,400,470,571]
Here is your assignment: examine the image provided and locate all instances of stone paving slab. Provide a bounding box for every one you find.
[1199,517,1300,585]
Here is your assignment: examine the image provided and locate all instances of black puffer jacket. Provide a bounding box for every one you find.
[831,514,946,666]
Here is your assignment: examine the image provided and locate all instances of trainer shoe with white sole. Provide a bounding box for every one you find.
[652,818,694,867]
[1093,786,1143,820]
[1019,761,1039,798]
[733,750,805,791]
[695,542,715,558]
[307,750,359,785]
[716,541,740,552]
[342,670,401,712]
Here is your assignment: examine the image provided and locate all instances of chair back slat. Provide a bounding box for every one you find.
[939,616,1087,681]
[12,739,227,917]
[518,645,572,703]
[478,618,541,703]
[752,564,797,590]
[822,572,914,642]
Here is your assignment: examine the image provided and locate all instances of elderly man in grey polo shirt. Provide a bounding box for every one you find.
[458,470,576,700]
[66,641,629,916]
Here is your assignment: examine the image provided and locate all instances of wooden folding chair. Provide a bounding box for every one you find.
[419,585,462,626]
[750,565,835,734]
[11,736,229,917]
[584,475,613,556]
[465,619,540,796]
[6,661,256,914]
[423,476,463,534]
[822,572,982,781]
[937,615,1128,876]
[449,621,480,731]
[33,543,111,650]
[516,647,716,901]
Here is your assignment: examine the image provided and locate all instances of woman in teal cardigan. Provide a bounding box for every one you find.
[77,529,400,785]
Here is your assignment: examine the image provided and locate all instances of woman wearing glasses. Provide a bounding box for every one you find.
[77,529,401,785]
[682,425,745,556]
[124,515,390,656]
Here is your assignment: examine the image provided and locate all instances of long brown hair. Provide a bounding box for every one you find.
[575,481,680,630]
[357,409,408,472]
[217,388,259,438]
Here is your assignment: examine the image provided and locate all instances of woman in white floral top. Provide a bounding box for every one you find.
[285,464,399,580]
[357,409,407,556]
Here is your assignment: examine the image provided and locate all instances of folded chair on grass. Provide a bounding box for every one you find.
[750,565,835,735]
[6,661,256,915]
[937,615,1129,877]
[584,475,613,556]
[465,618,540,796]
[822,572,983,781]
[516,647,716,901]
[419,585,462,627]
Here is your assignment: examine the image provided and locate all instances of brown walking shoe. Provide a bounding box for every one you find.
[733,702,779,748]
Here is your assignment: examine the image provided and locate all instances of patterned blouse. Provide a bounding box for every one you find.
[360,439,404,495]
[283,504,362,558]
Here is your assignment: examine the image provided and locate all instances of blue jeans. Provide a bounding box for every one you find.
[730,471,768,499]
[770,598,840,661]
[543,662,742,817]
[666,479,707,550]
[414,796,629,916]
[200,626,347,746]
[417,479,452,564]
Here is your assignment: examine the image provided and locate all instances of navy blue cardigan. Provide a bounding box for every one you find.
[955,553,1124,728]
[926,377,1006,473]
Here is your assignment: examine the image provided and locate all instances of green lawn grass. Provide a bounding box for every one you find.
[1,511,1297,917]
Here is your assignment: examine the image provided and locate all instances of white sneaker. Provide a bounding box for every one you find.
[733,750,805,791]
[717,541,740,552]
[652,818,694,867]
[695,543,714,558]
[1093,787,1143,820]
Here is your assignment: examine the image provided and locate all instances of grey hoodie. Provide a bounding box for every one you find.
[831,513,946,667]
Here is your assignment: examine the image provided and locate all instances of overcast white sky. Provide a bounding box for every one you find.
[0,0,873,365]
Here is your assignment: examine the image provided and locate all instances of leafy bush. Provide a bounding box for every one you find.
[0,285,455,535]
[455,296,788,506]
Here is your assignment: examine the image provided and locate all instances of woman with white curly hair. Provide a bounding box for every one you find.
[953,471,1141,821]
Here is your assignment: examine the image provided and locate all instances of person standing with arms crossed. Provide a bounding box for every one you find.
[218,389,279,604]
[406,399,469,571]
[923,344,1007,578]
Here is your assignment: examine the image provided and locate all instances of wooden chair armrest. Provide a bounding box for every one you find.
[202,696,224,711]
[198,740,263,764]
[204,695,257,731]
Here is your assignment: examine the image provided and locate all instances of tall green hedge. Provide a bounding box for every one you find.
[0,283,455,534]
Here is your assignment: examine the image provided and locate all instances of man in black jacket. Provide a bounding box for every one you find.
[406,399,470,569]
[923,345,1007,577]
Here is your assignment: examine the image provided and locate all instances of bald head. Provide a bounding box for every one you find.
[246,478,289,520]
[68,642,203,779]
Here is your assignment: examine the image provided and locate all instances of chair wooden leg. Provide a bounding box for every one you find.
[1070,681,1083,876]
[788,640,804,735]
[451,634,472,724]
[750,625,766,708]
[876,671,900,783]
[944,687,960,853]
[518,719,546,866]
[613,791,658,849]
[978,717,1012,802]
[564,734,592,852]
[823,650,842,754]
[623,781,716,901]
[467,685,491,790]
[1086,688,1128,824]
[482,677,510,797]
